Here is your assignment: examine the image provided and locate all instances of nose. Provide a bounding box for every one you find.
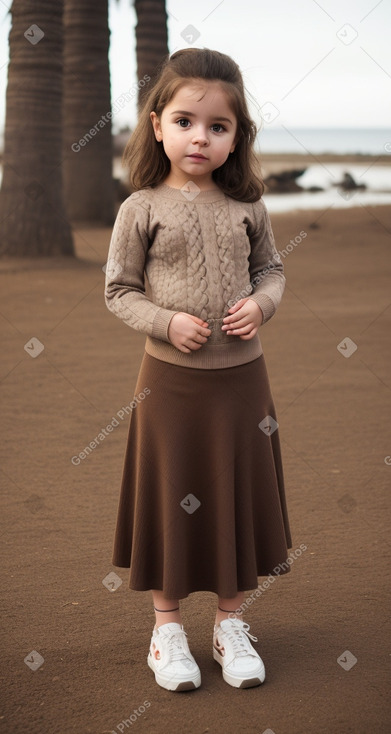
[191,126,209,146]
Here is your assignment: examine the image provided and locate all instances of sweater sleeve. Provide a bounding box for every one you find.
[104,195,178,342]
[247,198,286,324]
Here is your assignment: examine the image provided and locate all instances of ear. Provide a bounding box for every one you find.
[150,111,163,142]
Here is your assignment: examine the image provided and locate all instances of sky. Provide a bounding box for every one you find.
[0,0,390,136]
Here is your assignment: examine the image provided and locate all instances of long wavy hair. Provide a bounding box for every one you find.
[122,48,264,202]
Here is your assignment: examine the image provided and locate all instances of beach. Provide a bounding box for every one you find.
[1,153,390,733]
[259,152,391,168]
[112,150,391,213]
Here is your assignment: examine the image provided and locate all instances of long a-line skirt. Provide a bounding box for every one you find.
[112,351,292,600]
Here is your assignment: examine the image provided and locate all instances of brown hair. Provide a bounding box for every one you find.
[122,48,264,202]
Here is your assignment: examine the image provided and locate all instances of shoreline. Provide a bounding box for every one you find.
[257,152,391,176]
[257,153,391,176]
[113,151,391,175]
[258,153,391,163]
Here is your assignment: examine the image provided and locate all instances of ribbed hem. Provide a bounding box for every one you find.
[144,334,263,369]
[151,307,178,342]
[248,293,276,324]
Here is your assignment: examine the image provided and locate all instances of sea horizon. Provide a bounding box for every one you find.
[0,126,390,158]
[255,127,391,156]
[1,127,390,213]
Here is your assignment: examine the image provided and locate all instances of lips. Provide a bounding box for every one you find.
[187,154,207,159]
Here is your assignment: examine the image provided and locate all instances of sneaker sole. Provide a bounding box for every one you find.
[147,654,201,691]
[213,648,265,688]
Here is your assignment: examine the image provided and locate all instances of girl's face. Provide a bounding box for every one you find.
[150,80,238,190]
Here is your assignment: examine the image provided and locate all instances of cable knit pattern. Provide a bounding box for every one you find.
[214,201,237,314]
[181,204,209,322]
[105,183,285,370]
[150,200,185,311]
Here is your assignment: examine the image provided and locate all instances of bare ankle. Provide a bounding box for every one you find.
[153,599,181,629]
[215,600,244,626]
[155,614,182,628]
[215,611,243,626]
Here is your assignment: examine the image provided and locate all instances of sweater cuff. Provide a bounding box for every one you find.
[248,293,276,324]
[151,307,178,343]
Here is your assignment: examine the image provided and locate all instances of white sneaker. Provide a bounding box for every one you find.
[213,618,266,688]
[147,622,201,691]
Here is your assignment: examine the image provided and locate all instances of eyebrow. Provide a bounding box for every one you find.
[170,110,233,124]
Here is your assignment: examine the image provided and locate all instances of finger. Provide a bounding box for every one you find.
[226,323,254,335]
[190,328,209,339]
[223,317,250,331]
[190,315,209,326]
[223,308,241,321]
[239,328,258,340]
[227,298,246,313]
[223,308,250,324]
[188,325,210,336]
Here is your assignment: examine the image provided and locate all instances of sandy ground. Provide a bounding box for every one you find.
[1,192,390,733]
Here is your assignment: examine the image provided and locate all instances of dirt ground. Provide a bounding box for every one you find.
[1,201,390,734]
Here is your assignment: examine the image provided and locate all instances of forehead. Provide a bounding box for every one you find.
[168,81,234,110]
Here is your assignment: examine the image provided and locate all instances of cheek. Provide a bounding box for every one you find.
[161,137,182,161]
[162,139,176,155]
[165,133,185,154]
[215,140,233,160]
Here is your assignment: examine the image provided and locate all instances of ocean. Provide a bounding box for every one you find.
[255,127,391,156]
[1,128,391,213]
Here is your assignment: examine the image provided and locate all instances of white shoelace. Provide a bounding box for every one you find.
[217,620,258,658]
[163,629,192,662]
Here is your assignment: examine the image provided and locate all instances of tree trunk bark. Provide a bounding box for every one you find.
[62,0,114,224]
[134,0,169,112]
[0,0,74,257]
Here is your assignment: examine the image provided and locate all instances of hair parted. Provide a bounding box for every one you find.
[122,48,264,202]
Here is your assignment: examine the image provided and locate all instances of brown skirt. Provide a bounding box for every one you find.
[112,351,292,600]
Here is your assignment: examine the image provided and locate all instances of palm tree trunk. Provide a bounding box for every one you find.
[62,0,114,224]
[0,0,74,257]
[134,0,168,111]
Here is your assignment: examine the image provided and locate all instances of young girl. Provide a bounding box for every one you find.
[105,47,292,692]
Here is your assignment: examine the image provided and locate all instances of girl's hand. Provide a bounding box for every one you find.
[221,297,264,340]
[168,313,211,353]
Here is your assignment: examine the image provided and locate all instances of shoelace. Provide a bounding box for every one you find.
[217,620,258,658]
[162,628,192,662]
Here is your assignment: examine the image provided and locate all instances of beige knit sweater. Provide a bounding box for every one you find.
[104,182,285,369]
